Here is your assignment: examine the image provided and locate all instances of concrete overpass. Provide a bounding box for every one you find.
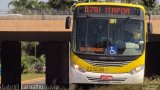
[0,15,160,89]
[0,15,71,41]
[0,15,159,41]
[0,15,72,89]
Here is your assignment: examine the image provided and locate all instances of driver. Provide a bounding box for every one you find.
[125,30,141,44]
[133,31,141,43]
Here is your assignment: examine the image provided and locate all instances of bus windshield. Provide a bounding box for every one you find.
[75,17,144,56]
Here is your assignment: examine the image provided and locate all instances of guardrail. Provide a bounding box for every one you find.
[0,15,72,20]
[0,9,73,16]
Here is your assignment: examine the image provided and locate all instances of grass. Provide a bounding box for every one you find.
[89,84,142,90]
[89,84,160,90]
[144,76,160,84]
[68,77,160,90]
[0,75,160,90]
[86,77,160,90]
[1,74,160,90]
[21,73,45,81]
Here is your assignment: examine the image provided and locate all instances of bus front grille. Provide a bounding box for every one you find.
[84,59,131,67]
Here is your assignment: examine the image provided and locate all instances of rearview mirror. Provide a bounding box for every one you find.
[65,16,71,29]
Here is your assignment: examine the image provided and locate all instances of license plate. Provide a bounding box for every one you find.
[100,75,112,81]
[86,66,106,72]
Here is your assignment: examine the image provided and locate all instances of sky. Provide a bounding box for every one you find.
[0,0,10,11]
[0,0,160,11]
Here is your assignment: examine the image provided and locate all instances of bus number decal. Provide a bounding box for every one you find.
[86,66,106,72]
[79,6,141,15]
[84,6,100,13]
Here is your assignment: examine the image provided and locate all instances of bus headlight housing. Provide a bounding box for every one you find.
[130,65,144,75]
[71,63,86,73]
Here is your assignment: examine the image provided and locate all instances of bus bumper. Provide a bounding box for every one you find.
[69,67,144,84]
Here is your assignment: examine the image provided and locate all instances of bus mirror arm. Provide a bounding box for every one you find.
[147,22,153,34]
[147,12,152,34]
[65,16,71,29]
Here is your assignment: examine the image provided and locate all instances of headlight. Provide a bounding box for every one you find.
[71,63,86,73]
[130,65,144,75]
[73,64,79,69]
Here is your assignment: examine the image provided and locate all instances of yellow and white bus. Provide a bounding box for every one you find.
[66,2,146,84]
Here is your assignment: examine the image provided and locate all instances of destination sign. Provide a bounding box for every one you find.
[78,6,141,15]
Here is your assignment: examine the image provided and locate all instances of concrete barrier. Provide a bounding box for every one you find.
[0,15,159,34]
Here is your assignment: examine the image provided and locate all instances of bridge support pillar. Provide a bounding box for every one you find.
[45,42,69,88]
[146,42,160,77]
[1,41,21,89]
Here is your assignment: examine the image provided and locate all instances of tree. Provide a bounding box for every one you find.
[48,0,62,9]
[141,0,156,8]
[38,1,51,14]
[64,0,75,9]
[21,42,46,74]
[8,0,28,14]
[8,0,51,14]
[9,0,37,14]
[48,0,74,9]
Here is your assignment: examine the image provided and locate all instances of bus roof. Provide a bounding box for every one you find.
[75,2,145,12]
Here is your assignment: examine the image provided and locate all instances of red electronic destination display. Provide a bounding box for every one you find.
[78,6,141,15]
